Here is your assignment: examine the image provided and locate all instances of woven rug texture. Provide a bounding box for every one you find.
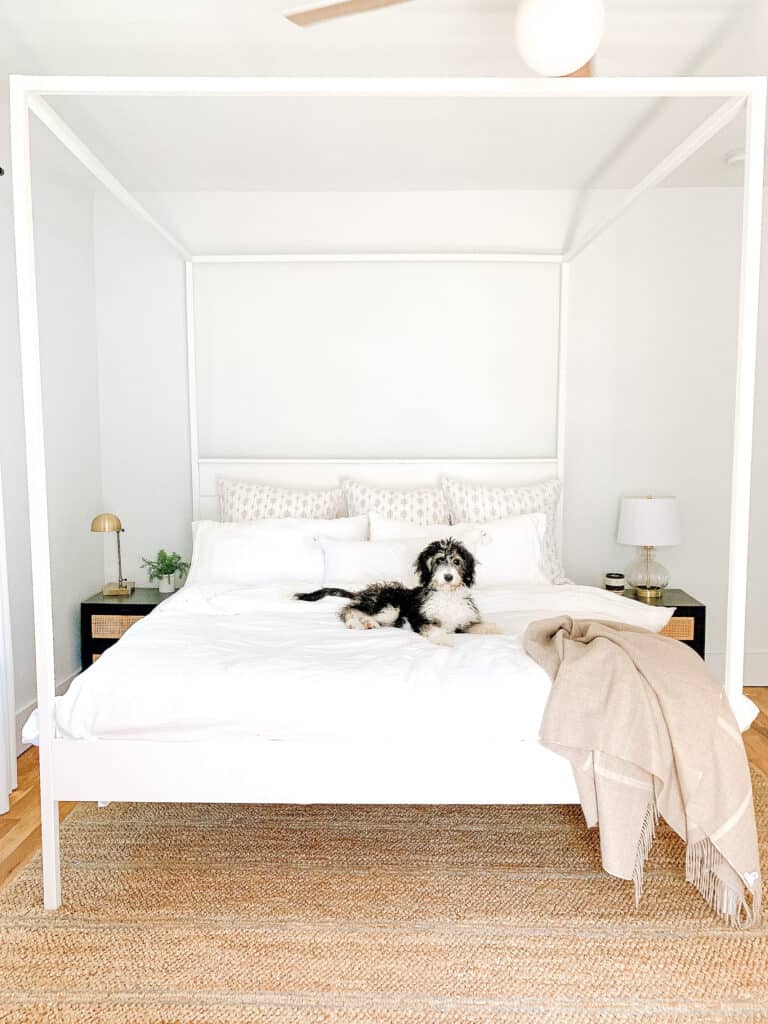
[0,770,766,1023]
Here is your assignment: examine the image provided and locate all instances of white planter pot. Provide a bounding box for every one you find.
[158,575,175,594]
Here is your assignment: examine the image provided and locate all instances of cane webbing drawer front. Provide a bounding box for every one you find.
[82,589,169,671]
[660,616,695,642]
[91,614,143,640]
[621,589,705,659]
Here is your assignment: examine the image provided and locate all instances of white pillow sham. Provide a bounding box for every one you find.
[342,479,450,525]
[471,513,549,587]
[217,478,346,522]
[441,476,565,583]
[320,538,420,588]
[187,516,368,586]
[369,511,548,587]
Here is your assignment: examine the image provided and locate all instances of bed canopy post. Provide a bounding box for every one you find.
[724,78,767,709]
[185,261,201,522]
[9,77,61,910]
[555,261,570,548]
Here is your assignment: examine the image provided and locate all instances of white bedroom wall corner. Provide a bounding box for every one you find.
[555,260,570,564]
[94,196,191,585]
[565,189,743,674]
[33,169,104,685]
[185,261,201,522]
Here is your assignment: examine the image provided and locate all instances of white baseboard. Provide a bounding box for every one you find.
[15,671,79,756]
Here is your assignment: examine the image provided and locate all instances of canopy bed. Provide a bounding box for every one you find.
[9,75,766,909]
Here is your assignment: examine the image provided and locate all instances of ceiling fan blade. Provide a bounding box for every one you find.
[285,0,413,27]
[565,61,593,78]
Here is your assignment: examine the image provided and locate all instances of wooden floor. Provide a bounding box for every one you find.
[0,747,75,891]
[2,688,768,894]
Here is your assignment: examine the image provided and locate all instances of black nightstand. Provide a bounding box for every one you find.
[81,588,171,670]
[621,588,706,659]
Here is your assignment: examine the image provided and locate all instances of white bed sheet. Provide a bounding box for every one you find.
[26,583,673,745]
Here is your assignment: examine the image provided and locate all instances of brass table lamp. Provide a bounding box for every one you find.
[91,513,135,597]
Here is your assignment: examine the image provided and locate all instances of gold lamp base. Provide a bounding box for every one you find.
[633,585,665,602]
[102,581,135,597]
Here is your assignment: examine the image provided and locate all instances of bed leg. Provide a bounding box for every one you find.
[41,794,61,910]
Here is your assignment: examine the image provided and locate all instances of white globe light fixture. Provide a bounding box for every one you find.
[515,0,605,77]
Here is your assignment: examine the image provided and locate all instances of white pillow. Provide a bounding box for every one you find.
[217,478,345,522]
[320,538,420,588]
[369,511,459,541]
[369,512,482,557]
[471,513,549,587]
[369,511,548,587]
[342,479,450,525]
[187,516,368,586]
[441,477,565,583]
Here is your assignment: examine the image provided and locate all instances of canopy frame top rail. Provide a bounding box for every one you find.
[12,74,767,98]
[12,74,764,263]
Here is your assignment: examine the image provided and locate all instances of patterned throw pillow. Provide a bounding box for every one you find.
[217,478,346,522]
[342,479,451,526]
[441,476,566,583]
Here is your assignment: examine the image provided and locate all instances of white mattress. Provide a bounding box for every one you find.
[26,583,674,745]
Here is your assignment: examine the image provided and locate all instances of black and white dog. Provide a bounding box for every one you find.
[295,538,501,646]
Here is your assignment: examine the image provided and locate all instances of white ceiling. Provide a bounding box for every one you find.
[0,0,752,79]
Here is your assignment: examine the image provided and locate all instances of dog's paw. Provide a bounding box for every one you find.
[344,609,379,630]
[428,631,455,647]
[467,622,504,636]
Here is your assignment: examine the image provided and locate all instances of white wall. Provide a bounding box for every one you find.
[566,187,766,680]
[140,190,574,257]
[93,197,189,586]
[33,174,104,696]
[193,260,560,459]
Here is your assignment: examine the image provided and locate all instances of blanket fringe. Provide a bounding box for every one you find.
[632,799,658,906]
[686,837,761,928]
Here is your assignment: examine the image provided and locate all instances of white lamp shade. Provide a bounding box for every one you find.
[515,0,605,77]
[617,497,681,547]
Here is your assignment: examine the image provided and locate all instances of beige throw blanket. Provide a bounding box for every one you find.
[524,617,761,928]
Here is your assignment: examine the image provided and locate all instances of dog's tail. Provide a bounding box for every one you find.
[294,587,356,602]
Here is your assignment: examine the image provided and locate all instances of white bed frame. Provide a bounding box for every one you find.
[10,76,765,909]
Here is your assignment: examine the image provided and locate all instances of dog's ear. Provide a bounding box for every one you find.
[415,540,441,586]
[459,543,476,588]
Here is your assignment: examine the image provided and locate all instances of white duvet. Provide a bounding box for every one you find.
[25,583,674,745]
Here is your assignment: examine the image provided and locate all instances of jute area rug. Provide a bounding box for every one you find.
[0,771,766,1024]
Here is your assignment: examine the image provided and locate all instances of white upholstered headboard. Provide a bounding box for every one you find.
[196,457,563,540]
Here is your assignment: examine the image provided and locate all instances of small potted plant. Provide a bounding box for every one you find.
[141,549,190,593]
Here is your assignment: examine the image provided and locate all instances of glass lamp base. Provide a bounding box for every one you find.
[626,546,669,600]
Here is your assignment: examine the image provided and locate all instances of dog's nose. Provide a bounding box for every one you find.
[444,573,454,582]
